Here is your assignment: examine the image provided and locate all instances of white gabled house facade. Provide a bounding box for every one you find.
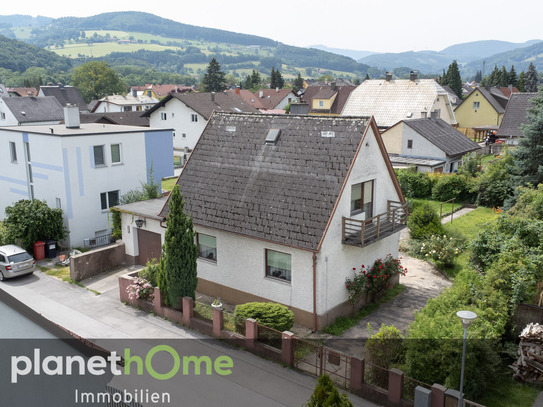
[0,107,174,248]
[148,97,205,152]
[117,113,406,330]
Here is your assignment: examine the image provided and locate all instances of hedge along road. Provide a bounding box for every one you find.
[324,209,477,358]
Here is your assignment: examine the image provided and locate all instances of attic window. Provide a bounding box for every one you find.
[21,111,26,115]
[321,131,335,138]
[265,128,281,145]
[406,112,413,118]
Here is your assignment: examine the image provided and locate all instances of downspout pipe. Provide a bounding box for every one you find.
[312,252,318,332]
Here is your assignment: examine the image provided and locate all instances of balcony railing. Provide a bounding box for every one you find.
[342,201,409,247]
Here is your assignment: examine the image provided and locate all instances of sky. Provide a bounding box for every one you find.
[2,0,543,53]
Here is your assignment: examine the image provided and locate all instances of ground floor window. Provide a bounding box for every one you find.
[197,233,217,262]
[266,249,291,282]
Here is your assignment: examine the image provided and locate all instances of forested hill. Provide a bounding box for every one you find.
[0,34,71,72]
[26,11,279,48]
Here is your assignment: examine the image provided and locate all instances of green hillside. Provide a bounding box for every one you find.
[0,34,71,72]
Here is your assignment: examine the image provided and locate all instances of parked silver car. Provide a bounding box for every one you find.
[0,245,36,281]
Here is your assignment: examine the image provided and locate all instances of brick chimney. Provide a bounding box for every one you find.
[410,71,418,81]
[235,86,241,95]
[211,92,215,102]
[385,72,393,81]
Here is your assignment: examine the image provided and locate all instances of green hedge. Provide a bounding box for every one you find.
[234,302,294,332]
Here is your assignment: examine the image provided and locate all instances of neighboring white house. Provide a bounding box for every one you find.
[116,112,407,330]
[92,93,159,113]
[382,115,481,173]
[0,106,174,248]
[342,71,456,128]
[0,96,64,126]
[143,91,259,152]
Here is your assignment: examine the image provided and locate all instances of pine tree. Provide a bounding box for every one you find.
[159,185,198,307]
[525,62,539,92]
[201,58,227,92]
[364,73,370,81]
[518,71,526,92]
[304,374,353,407]
[445,60,462,100]
[270,67,277,88]
[276,69,284,89]
[293,72,304,93]
[509,65,518,88]
[497,66,509,87]
[510,90,543,189]
[474,70,482,84]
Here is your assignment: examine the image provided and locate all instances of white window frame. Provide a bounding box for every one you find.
[196,233,217,263]
[111,143,122,165]
[265,249,291,282]
[9,141,17,163]
[93,145,106,167]
[191,114,198,122]
[350,180,374,217]
[100,190,120,210]
[473,101,480,109]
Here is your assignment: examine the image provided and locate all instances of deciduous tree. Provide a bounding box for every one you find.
[72,61,127,103]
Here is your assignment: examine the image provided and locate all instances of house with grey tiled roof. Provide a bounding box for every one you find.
[117,112,408,330]
[38,85,89,112]
[143,91,260,152]
[341,72,456,128]
[301,83,357,115]
[252,88,297,110]
[496,92,539,145]
[454,86,509,130]
[382,115,481,173]
[0,96,64,126]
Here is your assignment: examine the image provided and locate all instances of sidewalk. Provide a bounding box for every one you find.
[0,270,378,407]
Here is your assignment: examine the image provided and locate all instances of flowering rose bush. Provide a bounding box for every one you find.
[345,255,407,304]
[419,234,460,267]
[126,277,154,301]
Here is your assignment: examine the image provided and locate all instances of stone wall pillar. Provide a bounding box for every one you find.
[388,368,404,405]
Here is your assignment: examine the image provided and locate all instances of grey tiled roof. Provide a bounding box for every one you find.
[39,86,88,111]
[160,113,374,251]
[497,92,539,138]
[403,117,481,156]
[2,96,64,123]
[80,111,150,126]
[143,92,259,119]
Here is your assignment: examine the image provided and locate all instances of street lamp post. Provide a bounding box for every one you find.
[456,310,477,407]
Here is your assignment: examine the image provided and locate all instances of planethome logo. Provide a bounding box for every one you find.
[11,345,234,384]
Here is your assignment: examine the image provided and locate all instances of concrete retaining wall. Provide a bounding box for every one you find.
[70,242,127,281]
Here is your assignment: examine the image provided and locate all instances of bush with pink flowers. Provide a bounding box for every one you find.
[345,255,407,304]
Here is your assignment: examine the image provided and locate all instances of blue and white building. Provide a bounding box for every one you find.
[0,106,173,248]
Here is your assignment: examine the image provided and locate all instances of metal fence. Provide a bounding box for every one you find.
[84,234,114,249]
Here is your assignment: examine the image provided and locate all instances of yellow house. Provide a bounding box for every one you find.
[302,84,356,116]
[454,87,507,129]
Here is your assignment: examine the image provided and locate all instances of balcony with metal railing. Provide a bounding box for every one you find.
[342,201,408,247]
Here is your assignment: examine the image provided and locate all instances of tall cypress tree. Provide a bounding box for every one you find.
[525,62,539,92]
[498,65,509,87]
[159,185,198,307]
[201,57,227,92]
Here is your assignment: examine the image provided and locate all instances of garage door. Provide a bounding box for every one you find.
[137,229,162,265]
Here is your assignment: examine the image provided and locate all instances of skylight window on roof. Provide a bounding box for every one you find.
[321,131,335,138]
[233,107,242,112]
[265,128,281,145]
[21,111,26,115]
[225,126,236,132]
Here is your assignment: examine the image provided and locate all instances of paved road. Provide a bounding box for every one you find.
[0,270,378,407]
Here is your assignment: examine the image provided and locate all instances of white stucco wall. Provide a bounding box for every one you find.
[431,94,456,125]
[317,125,402,313]
[0,126,173,248]
[149,98,206,151]
[121,216,316,313]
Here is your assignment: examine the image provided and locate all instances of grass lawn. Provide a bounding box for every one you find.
[444,206,496,241]
[411,198,458,217]
[162,178,177,192]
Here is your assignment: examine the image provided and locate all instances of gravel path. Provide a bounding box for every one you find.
[321,207,478,357]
